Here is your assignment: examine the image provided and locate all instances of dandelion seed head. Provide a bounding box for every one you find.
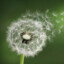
[7,10,64,57]
[7,18,47,57]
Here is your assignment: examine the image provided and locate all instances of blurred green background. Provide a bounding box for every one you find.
[0,0,64,64]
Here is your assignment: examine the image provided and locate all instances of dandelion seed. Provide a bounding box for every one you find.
[56,20,60,23]
[58,29,62,34]
[47,36,51,41]
[60,12,64,15]
[51,31,55,37]
[45,9,49,13]
[58,25,63,34]
[61,18,64,21]
[60,25,63,29]
[52,12,57,17]
[46,24,51,31]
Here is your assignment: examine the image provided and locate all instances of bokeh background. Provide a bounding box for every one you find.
[0,0,64,64]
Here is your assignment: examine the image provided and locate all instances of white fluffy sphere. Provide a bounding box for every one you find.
[7,13,47,57]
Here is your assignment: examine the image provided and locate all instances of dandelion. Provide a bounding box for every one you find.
[7,19,47,56]
[7,10,59,64]
[7,14,47,64]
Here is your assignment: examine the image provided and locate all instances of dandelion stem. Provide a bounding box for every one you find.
[20,54,24,64]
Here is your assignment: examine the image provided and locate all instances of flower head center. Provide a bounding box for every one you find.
[23,34,31,40]
[21,32,32,44]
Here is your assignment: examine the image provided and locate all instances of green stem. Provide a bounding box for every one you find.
[20,54,24,64]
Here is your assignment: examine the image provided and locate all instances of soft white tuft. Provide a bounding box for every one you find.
[7,18,47,57]
[7,10,64,57]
